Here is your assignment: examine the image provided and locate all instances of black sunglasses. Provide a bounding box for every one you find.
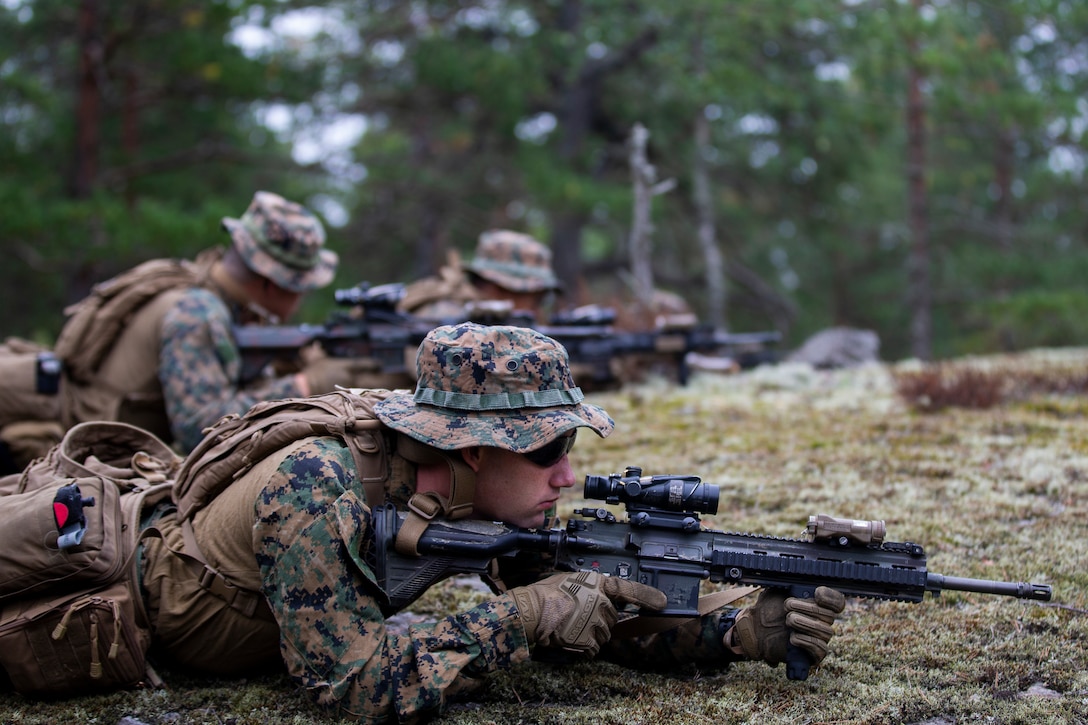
[522,431,578,468]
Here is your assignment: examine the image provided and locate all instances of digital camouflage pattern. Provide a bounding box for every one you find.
[159,287,302,451]
[222,190,338,293]
[375,323,614,452]
[251,436,531,720]
[465,229,561,293]
[235,436,740,721]
[141,323,746,721]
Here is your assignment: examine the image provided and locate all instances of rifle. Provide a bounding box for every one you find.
[541,305,781,385]
[370,466,1053,681]
[233,282,781,387]
[232,282,431,385]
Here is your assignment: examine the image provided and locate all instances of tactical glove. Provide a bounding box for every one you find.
[510,571,667,657]
[301,354,368,394]
[727,586,846,667]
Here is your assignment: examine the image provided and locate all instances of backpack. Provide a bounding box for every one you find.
[0,338,64,473]
[54,254,216,386]
[173,389,396,522]
[148,389,397,627]
[0,421,180,697]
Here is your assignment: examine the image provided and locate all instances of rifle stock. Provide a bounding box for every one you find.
[370,466,1053,681]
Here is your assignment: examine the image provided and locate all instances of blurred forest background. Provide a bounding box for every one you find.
[3,0,1088,362]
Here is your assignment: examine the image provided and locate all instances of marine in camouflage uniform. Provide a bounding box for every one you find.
[60,191,367,452]
[398,229,562,323]
[139,323,846,722]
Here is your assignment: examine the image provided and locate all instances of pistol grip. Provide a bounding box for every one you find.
[785,584,815,681]
[785,642,812,681]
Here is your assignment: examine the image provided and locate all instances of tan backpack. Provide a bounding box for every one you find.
[54,254,216,385]
[145,389,398,627]
[0,422,180,696]
[173,388,396,522]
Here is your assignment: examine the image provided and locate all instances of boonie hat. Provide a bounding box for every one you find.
[465,230,562,293]
[375,323,613,452]
[222,191,338,293]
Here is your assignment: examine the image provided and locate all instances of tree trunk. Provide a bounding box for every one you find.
[693,109,726,328]
[690,21,726,328]
[549,0,659,304]
[72,0,102,199]
[993,126,1015,253]
[906,0,932,361]
[628,123,655,307]
[550,0,589,302]
[122,70,140,206]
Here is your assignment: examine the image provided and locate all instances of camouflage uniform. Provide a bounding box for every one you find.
[157,287,305,452]
[61,191,337,452]
[398,230,562,322]
[140,324,744,723]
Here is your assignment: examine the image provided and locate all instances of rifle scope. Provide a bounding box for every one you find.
[583,466,719,515]
[334,282,405,307]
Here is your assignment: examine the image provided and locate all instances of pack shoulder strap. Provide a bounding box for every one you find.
[173,389,395,522]
[187,444,291,618]
[392,434,476,556]
[396,251,478,314]
[55,256,210,384]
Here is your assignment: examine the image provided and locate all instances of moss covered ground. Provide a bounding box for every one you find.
[2,350,1085,724]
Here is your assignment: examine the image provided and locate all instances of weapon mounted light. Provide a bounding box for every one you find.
[806,514,886,546]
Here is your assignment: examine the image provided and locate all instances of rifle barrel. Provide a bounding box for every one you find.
[927,573,1052,601]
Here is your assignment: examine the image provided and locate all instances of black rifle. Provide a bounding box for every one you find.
[371,466,1053,681]
[233,282,431,385]
[234,282,781,387]
[541,305,781,385]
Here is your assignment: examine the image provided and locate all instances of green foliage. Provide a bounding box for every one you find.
[3,0,1088,358]
[965,289,1088,353]
[0,0,335,338]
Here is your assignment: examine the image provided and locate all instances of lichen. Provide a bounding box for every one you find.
[3,351,1085,724]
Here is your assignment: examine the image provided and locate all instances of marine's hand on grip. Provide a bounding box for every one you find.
[725,586,846,672]
[298,344,380,394]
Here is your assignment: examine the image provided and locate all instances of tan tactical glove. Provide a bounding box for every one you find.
[301,354,367,394]
[727,586,846,668]
[510,571,667,657]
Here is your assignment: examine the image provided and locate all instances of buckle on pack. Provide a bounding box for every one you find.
[407,492,444,521]
[198,566,259,618]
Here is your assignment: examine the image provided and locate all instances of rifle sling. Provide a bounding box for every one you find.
[394,434,476,557]
[611,585,759,639]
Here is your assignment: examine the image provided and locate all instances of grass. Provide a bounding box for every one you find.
[3,349,1086,724]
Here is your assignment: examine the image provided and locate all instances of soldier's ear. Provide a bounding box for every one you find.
[459,446,484,471]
